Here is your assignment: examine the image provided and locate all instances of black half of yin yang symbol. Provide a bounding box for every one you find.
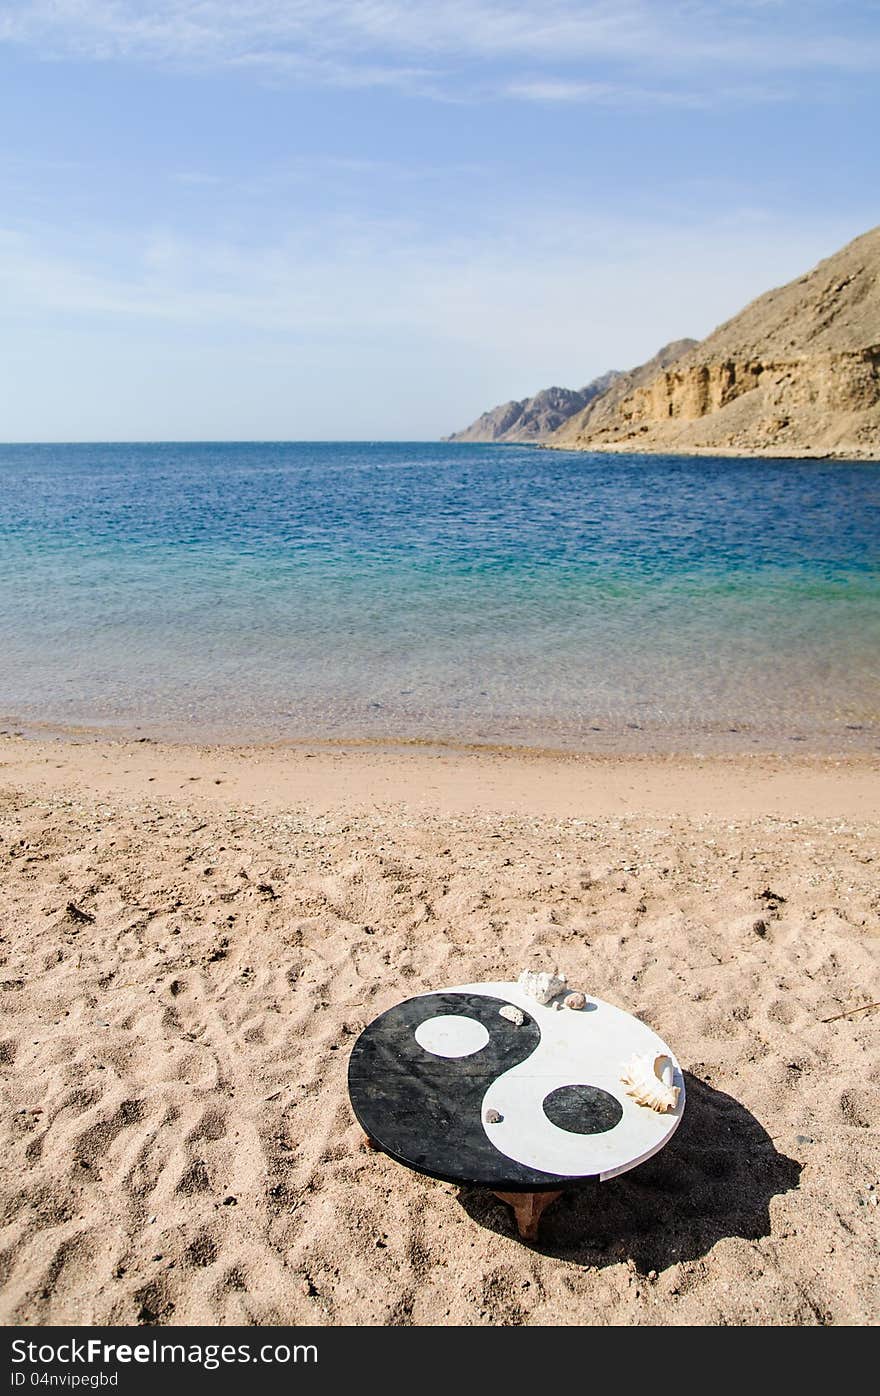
[348,991,565,1188]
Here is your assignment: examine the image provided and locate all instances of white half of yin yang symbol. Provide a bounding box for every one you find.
[446,981,685,1181]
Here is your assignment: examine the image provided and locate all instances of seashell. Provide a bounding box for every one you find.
[499,1004,525,1026]
[484,1108,503,1124]
[620,1053,680,1113]
[564,992,586,1011]
[517,969,567,1005]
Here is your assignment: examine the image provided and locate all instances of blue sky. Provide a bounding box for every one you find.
[1,1,878,440]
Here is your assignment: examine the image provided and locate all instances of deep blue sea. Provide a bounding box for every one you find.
[1,442,878,750]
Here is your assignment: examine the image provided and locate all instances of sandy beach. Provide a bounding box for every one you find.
[1,734,878,1326]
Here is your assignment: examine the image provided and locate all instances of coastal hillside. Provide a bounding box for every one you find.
[550,226,880,458]
[550,339,697,446]
[444,370,619,442]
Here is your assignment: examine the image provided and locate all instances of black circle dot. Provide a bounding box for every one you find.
[542,1084,623,1135]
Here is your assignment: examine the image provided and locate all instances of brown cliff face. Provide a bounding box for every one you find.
[550,226,880,459]
[551,339,697,445]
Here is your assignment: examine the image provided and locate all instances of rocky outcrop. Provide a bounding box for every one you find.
[550,340,697,446]
[444,371,620,443]
[550,226,880,458]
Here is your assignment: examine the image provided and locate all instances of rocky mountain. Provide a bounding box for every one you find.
[444,370,620,443]
[550,226,880,458]
[550,339,697,446]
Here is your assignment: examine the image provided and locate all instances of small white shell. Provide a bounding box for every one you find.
[517,969,567,1005]
[620,1053,680,1113]
[499,1004,525,1026]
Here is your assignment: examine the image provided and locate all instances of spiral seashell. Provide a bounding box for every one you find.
[620,1053,680,1113]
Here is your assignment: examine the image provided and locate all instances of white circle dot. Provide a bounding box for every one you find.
[415,1014,490,1058]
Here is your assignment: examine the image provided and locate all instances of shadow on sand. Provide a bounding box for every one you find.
[457,1072,801,1272]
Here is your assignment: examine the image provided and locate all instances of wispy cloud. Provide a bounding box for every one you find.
[0,204,862,351]
[0,201,868,438]
[505,77,711,107]
[1,2,878,104]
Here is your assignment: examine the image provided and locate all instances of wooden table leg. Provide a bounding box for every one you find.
[492,1189,563,1242]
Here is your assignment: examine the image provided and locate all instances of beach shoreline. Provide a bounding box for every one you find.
[2,710,879,759]
[540,441,880,461]
[1,732,878,820]
[1,733,878,1325]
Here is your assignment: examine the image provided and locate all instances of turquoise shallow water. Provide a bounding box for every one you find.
[0,442,878,750]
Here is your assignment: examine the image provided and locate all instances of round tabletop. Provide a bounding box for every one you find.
[348,981,685,1191]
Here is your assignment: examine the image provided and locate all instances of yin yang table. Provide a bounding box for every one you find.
[348,981,685,1241]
